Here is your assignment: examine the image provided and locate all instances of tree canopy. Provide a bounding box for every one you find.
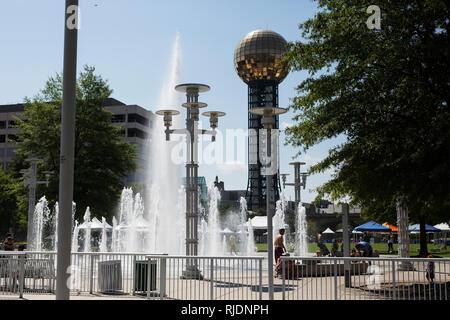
[13,65,137,222]
[283,0,450,232]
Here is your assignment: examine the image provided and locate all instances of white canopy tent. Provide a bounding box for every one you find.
[434,223,450,231]
[78,217,112,230]
[434,223,450,246]
[322,227,335,234]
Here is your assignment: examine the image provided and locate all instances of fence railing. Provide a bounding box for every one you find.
[3,252,264,300]
[0,252,26,298]
[1,252,449,300]
[279,256,450,300]
[145,255,265,300]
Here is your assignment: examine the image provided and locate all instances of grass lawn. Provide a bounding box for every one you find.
[255,242,450,257]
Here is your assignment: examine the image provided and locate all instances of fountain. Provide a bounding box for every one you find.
[295,203,308,256]
[273,192,288,244]
[82,207,92,253]
[143,31,184,255]
[246,216,256,256]
[27,34,254,258]
[199,184,223,256]
[30,196,50,251]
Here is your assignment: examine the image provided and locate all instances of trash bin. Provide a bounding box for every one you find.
[98,260,122,293]
[134,260,157,293]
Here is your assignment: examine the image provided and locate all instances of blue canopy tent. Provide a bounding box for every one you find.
[408,224,441,233]
[354,221,392,232]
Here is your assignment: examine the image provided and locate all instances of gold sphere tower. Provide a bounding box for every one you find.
[234,29,289,211]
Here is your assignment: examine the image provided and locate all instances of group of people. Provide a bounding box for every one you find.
[0,234,24,251]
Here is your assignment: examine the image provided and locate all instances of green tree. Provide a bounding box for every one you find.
[283,1,450,256]
[0,169,26,233]
[14,66,137,222]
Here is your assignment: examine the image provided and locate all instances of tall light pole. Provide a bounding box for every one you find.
[280,161,308,206]
[156,83,225,279]
[23,158,51,249]
[56,0,79,300]
[249,106,287,300]
[397,198,414,270]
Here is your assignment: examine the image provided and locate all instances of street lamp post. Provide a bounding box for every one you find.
[248,106,287,300]
[156,83,225,279]
[23,158,51,249]
[280,161,308,206]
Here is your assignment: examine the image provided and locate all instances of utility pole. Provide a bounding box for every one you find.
[56,0,78,300]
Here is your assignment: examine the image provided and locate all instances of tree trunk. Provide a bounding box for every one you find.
[419,214,428,257]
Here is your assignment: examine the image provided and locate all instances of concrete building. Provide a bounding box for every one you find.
[0,98,153,186]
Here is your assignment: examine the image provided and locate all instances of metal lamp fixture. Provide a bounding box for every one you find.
[281,161,308,205]
[202,111,226,141]
[23,158,52,249]
[155,109,180,141]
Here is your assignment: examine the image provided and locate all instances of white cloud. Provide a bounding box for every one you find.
[281,122,293,130]
[216,161,247,174]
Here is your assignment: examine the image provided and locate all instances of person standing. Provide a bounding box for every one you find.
[2,234,15,251]
[387,235,394,254]
[426,255,435,284]
[229,235,238,255]
[274,228,286,264]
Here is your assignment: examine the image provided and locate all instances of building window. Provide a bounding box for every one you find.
[0,121,6,129]
[0,135,5,143]
[111,114,126,123]
[7,134,19,142]
[0,149,4,157]
[8,120,16,128]
[127,128,148,140]
[128,113,149,126]
[6,148,16,157]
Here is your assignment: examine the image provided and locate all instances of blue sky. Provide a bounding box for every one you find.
[0,0,345,203]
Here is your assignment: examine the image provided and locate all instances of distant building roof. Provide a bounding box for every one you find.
[0,97,127,113]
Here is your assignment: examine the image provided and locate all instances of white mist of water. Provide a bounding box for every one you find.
[238,197,256,256]
[273,192,287,244]
[295,203,308,256]
[144,32,184,255]
[72,220,79,252]
[246,217,256,255]
[200,184,223,256]
[83,207,91,253]
[99,217,108,252]
[31,196,50,251]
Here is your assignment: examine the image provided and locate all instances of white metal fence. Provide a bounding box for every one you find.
[279,256,450,300]
[146,255,265,300]
[0,252,25,298]
[1,252,449,300]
